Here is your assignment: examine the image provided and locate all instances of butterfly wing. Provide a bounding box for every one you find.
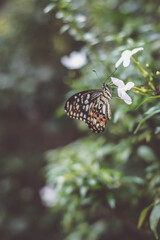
[64,89,102,121]
[87,95,111,133]
[64,89,111,133]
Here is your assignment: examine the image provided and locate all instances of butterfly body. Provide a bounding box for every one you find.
[64,83,112,133]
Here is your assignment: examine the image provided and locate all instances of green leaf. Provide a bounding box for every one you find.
[80,186,88,197]
[137,203,154,229]
[123,176,144,185]
[134,105,160,134]
[135,95,160,110]
[149,204,160,240]
[145,105,160,115]
[44,3,56,13]
[106,193,116,209]
[137,145,157,162]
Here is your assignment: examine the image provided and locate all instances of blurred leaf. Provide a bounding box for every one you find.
[137,145,157,162]
[137,203,154,229]
[44,3,56,13]
[135,95,160,110]
[123,176,144,185]
[134,105,160,133]
[149,203,160,240]
[80,186,88,197]
[106,193,116,209]
[155,127,160,134]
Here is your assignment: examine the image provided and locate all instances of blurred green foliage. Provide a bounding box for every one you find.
[0,0,160,240]
[44,0,160,239]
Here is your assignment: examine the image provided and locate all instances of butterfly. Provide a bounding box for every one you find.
[64,83,112,133]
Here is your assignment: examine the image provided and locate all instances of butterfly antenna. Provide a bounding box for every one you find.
[93,69,103,85]
[105,68,117,83]
[93,68,117,86]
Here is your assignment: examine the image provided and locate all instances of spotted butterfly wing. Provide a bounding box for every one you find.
[64,83,112,133]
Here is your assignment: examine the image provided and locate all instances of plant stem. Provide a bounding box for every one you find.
[131,57,149,78]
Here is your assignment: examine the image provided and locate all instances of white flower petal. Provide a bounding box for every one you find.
[121,50,132,58]
[117,88,125,99]
[115,57,123,68]
[111,77,125,87]
[112,77,134,104]
[122,92,132,104]
[124,82,134,91]
[61,51,87,70]
[121,50,132,67]
[118,89,132,104]
[131,47,144,55]
[123,57,131,67]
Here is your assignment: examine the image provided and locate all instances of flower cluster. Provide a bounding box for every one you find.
[111,47,143,104]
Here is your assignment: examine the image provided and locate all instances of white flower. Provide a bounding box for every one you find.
[111,77,134,104]
[115,47,144,68]
[40,186,57,207]
[61,51,87,70]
